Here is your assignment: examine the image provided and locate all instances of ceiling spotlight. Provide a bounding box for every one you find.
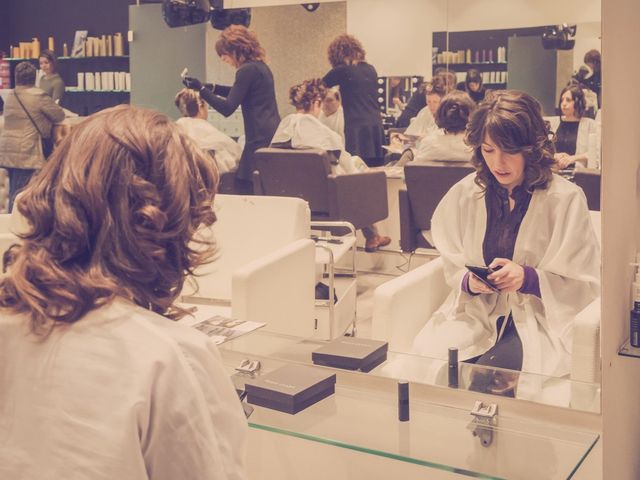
[301,3,320,12]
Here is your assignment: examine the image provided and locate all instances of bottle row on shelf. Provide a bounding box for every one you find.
[435,46,507,65]
[67,71,131,93]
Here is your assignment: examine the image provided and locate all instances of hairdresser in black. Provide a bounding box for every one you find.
[183,25,280,194]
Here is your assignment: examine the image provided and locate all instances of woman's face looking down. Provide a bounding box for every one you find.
[481,135,525,192]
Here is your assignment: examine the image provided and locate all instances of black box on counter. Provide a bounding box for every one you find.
[312,337,388,372]
[244,364,336,415]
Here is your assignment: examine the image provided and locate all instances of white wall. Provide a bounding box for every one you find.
[601,0,640,477]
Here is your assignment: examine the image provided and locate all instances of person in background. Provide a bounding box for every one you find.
[548,83,599,169]
[174,88,242,175]
[38,49,65,103]
[183,25,280,194]
[323,34,385,167]
[271,79,390,252]
[456,68,486,103]
[0,62,64,212]
[412,91,475,164]
[403,74,449,138]
[0,95,4,131]
[318,87,345,143]
[0,105,248,480]
[395,81,427,129]
[574,49,601,108]
[410,90,599,398]
[388,76,407,111]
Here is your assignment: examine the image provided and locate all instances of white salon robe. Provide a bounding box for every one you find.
[271,113,366,174]
[547,116,600,169]
[413,130,473,163]
[0,299,247,480]
[177,117,242,174]
[318,106,345,143]
[411,174,600,398]
[404,105,437,138]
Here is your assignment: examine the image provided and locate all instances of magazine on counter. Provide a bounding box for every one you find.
[177,304,265,345]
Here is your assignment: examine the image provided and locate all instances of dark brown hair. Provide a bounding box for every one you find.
[559,83,586,118]
[465,68,482,89]
[583,49,601,72]
[327,34,366,68]
[465,90,555,191]
[39,49,58,73]
[0,105,219,333]
[175,88,204,117]
[289,78,326,112]
[15,61,36,86]
[436,91,476,134]
[215,25,265,65]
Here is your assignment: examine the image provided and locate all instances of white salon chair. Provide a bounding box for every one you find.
[183,194,316,338]
[372,211,601,409]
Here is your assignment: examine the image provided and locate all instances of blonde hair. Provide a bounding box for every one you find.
[175,88,204,118]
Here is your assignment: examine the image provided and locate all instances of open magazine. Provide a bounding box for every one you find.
[177,304,265,345]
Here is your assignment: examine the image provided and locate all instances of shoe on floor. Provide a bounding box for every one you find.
[365,235,391,253]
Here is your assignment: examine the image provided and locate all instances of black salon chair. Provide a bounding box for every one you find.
[399,162,474,252]
[573,167,601,211]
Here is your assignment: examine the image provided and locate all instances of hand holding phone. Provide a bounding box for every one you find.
[465,264,500,293]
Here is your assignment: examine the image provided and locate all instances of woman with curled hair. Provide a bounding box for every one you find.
[271,78,390,252]
[183,24,279,193]
[323,34,385,167]
[412,90,475,163]
[175,88,242,174]
[0,106,247,479]
[410,90,599,399]
[548,83,600,169]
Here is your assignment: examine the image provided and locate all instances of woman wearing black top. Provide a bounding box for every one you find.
[323,35,384,167]
[183,25,280,193]
[456,68,486,103]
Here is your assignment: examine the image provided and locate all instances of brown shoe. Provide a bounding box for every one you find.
[377,236,391,248]
[364,235,391,253]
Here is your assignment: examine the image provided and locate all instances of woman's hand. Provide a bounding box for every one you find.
[487,258,524,293]
[554,152,576,169]
[468,273,496,295]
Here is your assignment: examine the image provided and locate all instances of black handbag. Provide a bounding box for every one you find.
[13,90,55,159]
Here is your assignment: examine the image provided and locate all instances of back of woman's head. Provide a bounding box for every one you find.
[15,62,36,86]
[289,78,325,111]
[215,25,265,64]
[584,49,601,72]
[466,90,555,190]
[175,88,202,117]
[327,34,366,68]
[0,105,219,333]
[435,91,476,133]
[559,83,586,118]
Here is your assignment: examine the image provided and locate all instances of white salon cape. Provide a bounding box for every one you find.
[413,130,473,163]
[177,117,242,174]
[546,116,600,169]
[0,299,248,480]
[318,106,345,143]
[410,174,600,399]
[403,105,437,139]
[271,113,366,174]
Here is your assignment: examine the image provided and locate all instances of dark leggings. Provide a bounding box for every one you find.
[465,314,523,397]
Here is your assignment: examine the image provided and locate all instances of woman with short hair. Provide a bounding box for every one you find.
[0,105,247,479]
[323,34,385,167]
[183,25,280,193]
[411,91,599,398]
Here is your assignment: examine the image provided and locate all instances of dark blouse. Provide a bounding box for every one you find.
[554,120,580,155]
[396,91,426,128]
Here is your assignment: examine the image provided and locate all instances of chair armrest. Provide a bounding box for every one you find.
[232,238,316,338]
[398,189,417,253]
[372,257,448,352]
[327,171,388,229]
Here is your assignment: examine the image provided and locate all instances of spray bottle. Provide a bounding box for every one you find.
[630,254,640,347]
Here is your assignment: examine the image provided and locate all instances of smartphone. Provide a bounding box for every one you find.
[465,264,500,293]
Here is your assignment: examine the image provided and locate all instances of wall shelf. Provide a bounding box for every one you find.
[618,339,640,358]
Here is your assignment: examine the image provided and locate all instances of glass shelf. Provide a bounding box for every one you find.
[221,347,599,479]
[618,338,640,358]
[4,56,129,61]
[220,329,601,413]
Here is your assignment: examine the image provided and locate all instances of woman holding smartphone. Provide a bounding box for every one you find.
[410,91,599,399]
[183,25,280,194]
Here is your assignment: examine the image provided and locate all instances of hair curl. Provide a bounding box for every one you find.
[558,83,586,118]
[0,105,219,333]
[289,78,326,112]
[327,34,366,68]
[39,49,58,73]
[15,61,36,86]
[435,91,476,134]
[175,88,204,118]
[465,90,555,192]
[215,25,265,65]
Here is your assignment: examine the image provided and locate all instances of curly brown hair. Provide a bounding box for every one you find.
[465,90,555,191]
[215,25,265,65]
[289,78,326,112]
[435,91,476,133]
[0,105,219,333]
[327,34,366,68]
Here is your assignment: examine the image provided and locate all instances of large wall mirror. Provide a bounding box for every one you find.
[130,0,602,413]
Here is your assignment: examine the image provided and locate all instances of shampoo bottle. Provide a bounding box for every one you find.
[631,255,640,347]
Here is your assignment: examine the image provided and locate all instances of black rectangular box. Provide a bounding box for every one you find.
[312,337,388,372]
[244,364,336,415]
